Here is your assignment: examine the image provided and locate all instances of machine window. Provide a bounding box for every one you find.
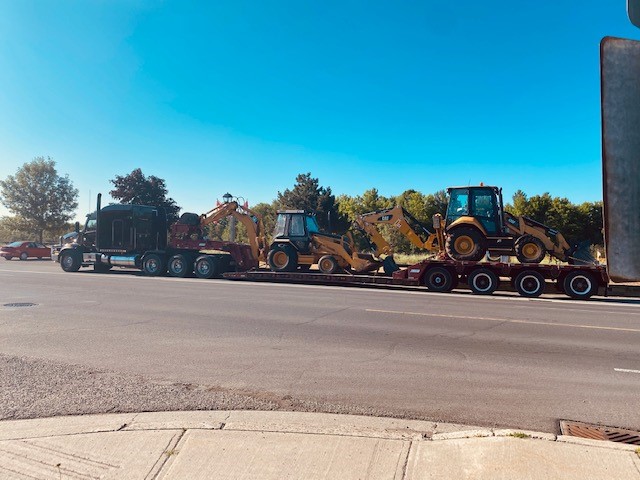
[289,215,305,236]
[305,216,319,233]
[274,214,286,237]
[447,190,469,219]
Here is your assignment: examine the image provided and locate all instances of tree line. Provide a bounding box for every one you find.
[1,159,604,254]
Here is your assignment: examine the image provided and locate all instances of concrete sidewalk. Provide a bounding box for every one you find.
[0,411,638,479]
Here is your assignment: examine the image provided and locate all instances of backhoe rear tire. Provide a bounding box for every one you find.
[445,227,486,262]
[514,235,546,264]
[318,255,339,274]
[267,245,298,272]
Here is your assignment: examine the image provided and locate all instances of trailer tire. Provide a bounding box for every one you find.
[168,254,191,278]
[318,255,339,274]
[514,270,545,298]
[424,266,454,292]
[194,255,218,279]
[563,270,597,300]
[142,253,165,276]
[468,268,499,295]
[446,227,486,262]
[267,245,298,272]
[514,235,546,264]
[60,251,81,272]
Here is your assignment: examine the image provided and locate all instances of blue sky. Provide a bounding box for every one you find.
[0,1,638,220]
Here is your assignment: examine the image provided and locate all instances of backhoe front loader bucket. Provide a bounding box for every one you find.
[567,241,597,265]
[382,256,400,275]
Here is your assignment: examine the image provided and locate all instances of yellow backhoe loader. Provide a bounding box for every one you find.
[266,210,383,274]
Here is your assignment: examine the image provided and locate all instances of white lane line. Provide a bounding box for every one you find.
[614,368,640,374]
[365,308,640,333]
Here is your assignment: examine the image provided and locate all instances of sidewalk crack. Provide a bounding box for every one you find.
[147,429,186,480]
[400,441,412,480]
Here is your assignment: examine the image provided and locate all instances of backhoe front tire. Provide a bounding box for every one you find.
[318,255,339,274]
[267,245,298,272]
[445,227,486,262]
[514,235,546,264]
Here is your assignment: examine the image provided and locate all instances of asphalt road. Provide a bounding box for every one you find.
[1,260,640,433]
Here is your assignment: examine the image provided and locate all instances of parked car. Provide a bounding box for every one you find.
[0,241,51,260]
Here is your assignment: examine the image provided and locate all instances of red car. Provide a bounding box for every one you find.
[0,241,51,260]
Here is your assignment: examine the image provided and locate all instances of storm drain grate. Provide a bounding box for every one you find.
[560,420,640,445]
[3,302,37,308]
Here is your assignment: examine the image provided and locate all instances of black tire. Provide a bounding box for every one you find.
[445,227,486,262]
[424,266,454,292]
[60,251,81,272]
[19,252,28,261]
[168,254,191,278]
[514,235,546,264]
[514,270,545,298]
[267,245,298,272]
[318,255,339,274]
[468,268,499,295]
[194,255,218,279]
[94,262,112,273]
[142,253,165,276]
[4,256,12,260]
[563,270,597,300]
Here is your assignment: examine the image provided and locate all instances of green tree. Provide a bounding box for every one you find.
[109,168,181,223]
[0,157,78,243]
[277,173,349,233]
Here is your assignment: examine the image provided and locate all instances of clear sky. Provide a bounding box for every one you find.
[0,1,638,220]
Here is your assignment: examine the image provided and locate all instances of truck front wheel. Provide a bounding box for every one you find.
[60,251,81,272]
[142,253,165,276]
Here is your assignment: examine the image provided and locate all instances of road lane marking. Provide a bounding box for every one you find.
[365,308,640,333]
[614,368,640,374]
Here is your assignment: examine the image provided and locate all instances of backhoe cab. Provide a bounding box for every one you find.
[444,186,591,264]
[267,210,383,274]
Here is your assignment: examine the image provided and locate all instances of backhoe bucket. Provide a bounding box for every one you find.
[382,256,400,275]
[567,241,596,266]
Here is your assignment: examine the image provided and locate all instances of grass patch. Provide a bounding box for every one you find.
[393,253,432,266]
[508,432,531,439]
[165,449,179,457]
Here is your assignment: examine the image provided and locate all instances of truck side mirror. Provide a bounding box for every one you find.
[75,221,80,233]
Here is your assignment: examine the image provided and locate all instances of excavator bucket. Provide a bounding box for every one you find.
[382,256,400,275]
[567,241,596,266]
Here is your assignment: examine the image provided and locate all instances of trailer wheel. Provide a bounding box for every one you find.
[168,254,191,278]
[142,253,165,276]
[194,255,218,279]
[60,251,81,272]
[563,271,597,300]
[514,270,545,298]
[424,266,454,292]
[318,255,339,274]
[446,227,486,262]
[267,245,298,272]
[514,235,546,264]
[468,268,499,295]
